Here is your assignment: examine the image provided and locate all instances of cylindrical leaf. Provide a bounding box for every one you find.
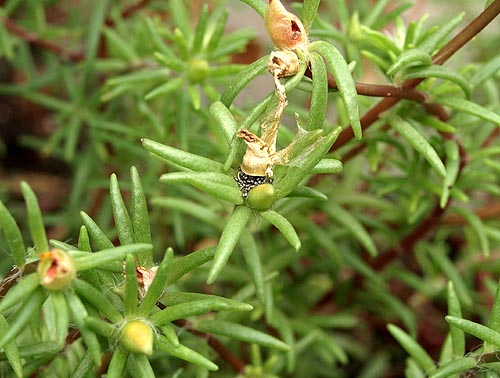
[240,233,265,304]
[309,41,361,139]
[0,287,48,349]
[156,335,219,371]
[73,279,123,323]
[0,201,26,268]
[193,319,290,351]
[110,174,134,246]
[387,324,435,373]
[142,138,225,173]
[130,167,152,266]
[261,210,301,250]
[0,314,22,377]
[207,206,252,284]
[306,52,328,131]
[73,244,152,271]
[21,182,48,255]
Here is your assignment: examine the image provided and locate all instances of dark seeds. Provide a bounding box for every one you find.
[234,168,273,197]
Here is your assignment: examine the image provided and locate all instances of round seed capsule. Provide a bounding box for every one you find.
[246,183,276,211]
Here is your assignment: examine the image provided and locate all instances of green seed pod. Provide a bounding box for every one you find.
[37,249,76,291]
[120,319,154,355]
[246,183,276,211]
[188,58,210,84]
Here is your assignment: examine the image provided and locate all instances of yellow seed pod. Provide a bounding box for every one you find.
[37,249,76,291]
[265,0,307,50]
[246,183,277,211]
[120,319,154,355]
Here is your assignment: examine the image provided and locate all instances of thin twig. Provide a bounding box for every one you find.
[332,0,500,150]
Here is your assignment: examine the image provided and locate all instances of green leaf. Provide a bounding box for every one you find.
[446,282,465,357]
[107,346,128,378]
[419,13,464,55]
[142,138,225,173]
[0,273,40,313]
[387,324,435,373]
[144,76,184,100]
[110,174,134,246]
[275,127,342,198]
[206,10,229,56]
[0,287,48,349]
[127,354,155,378]
[124,254,138,316]
[403,65,471,99]
[240,233,265,304]
[152,197,221,226]
[428,357,476,378]
[193,319,290,351]
[79,211,114,250]
[166,247,216,286]
[325,202,377,256]
[192,4,209,54]
[159,172,243,204]
[450,206,490,257]
[428,245,472,307]
[209,101,239,145]
[487,280,500,352]
[83,0,109,85]
[161,292,253,311]
[169,0,193,40]
[306,52,328,131]
[207,206,252,284]
[438,97,500,127]
[21,181,48,255]
[387,116,446,178]
[130,167,152,266]
[301,0,320,32]
[287,186,328,201]
[73,243,153,271]
[0,314,22,377]
[65,291,102,365]
[312,158,343,174]
[386,49,432,78]
[157,335,219,371]
[440,141,460,208]
[309,41,361,139]
[151,298,248,325]
[51,291,69,347]
[261,210,301,250]
[103,27,139,62]
[73,279,123,323]
[137,248,173,316]
[0,201,26,268]
[220,54,268,107]
[446,316,500,349]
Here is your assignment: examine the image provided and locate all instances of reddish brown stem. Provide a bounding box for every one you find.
[332,0,500,150]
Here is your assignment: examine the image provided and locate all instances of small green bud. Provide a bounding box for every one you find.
[37,249,76,290]
[246,183,276,211]
[188,58,210,83]
[120,319,154,355]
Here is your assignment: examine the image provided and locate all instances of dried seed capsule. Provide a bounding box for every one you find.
[37,249,76,291]
[234,168,273,198]
[246,183,276,211]
[265,0,307,50]
[268,50,300,78]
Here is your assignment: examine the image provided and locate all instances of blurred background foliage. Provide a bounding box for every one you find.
[1,0,500,377]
